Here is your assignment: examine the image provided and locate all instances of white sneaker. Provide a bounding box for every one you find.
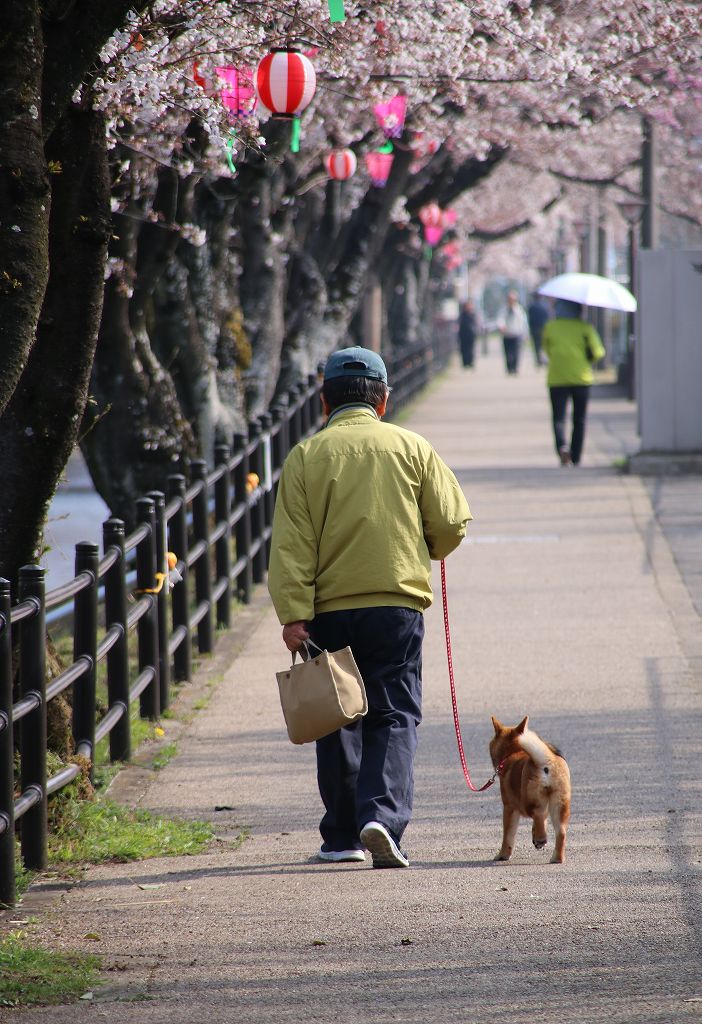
[317,846,365,863]
[360,821,410,868]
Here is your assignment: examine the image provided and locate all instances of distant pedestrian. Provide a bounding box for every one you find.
[542,299,606,466]
[458,300,478,368]
[268,346,471,868]
[498,291,528,374]
[527,294,550,366]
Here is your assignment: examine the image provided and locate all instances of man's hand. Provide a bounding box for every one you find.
[282,620,310,653]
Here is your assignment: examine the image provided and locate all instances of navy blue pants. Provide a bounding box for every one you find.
[503,335,521,373]
[309,607,424,850]
[549,385,590,464]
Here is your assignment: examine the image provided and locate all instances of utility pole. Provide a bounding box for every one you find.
[641,117,658,250]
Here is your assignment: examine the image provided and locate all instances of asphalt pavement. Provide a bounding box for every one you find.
[12,340,702,1024]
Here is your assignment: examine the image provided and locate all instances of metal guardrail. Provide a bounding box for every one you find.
[0,333,455,906]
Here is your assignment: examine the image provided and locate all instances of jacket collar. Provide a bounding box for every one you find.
[325,404,380,428]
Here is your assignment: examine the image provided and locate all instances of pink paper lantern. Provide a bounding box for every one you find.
[255,49,316,118]
[365,150,394,187]
[216,66,256,118]
[424,225,444,247]
[419,202,443,229]
[325,149,357,181]
[373,94,407,139]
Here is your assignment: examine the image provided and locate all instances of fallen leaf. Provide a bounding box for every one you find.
[84,933,101,941]
[496,886,508,891]
[311,939,326,946]
[136,883,166,890]
[80,992,94,1001]
[400,937,413,946]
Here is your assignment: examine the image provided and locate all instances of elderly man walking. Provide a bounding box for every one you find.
[268,346,471,868]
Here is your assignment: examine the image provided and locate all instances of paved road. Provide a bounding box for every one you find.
[14,345,702,1023]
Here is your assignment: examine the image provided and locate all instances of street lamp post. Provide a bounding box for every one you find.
[616,198,646,400]
[572,218,590,273]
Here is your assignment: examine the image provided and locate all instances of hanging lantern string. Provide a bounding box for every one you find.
[290,116,302,153]
[225,130,237,173]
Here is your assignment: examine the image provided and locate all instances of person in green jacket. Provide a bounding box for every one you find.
[542,299,606,466]
[268,346,471,868]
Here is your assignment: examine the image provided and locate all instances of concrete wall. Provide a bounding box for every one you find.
[638,248,702,452]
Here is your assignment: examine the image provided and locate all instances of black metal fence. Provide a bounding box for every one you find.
[0,334,454,906]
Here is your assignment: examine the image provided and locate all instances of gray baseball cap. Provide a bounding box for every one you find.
[323,346,388,383]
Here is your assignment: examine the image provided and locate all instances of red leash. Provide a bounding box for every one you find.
[440,559,501,793]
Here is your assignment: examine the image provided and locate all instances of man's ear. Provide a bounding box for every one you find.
[376,392,388,417]
[321,393,331,416]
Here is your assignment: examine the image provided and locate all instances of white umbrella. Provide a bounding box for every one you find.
[538,272,636,312]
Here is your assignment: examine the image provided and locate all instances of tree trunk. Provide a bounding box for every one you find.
[0,2,50,421]
[0,106,111,586]
[82,172,197,527]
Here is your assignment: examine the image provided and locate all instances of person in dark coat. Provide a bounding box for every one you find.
[458,300,478,368]
[527,294,551,366]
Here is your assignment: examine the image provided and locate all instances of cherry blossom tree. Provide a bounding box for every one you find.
[0,0,700,582]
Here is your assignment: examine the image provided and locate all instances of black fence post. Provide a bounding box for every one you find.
[288,386,302,448]
[135,497,160,720]
[103,519,131,762]
[191,460,213,654]
[18,565,47,871]
[276,398,290,469]
[248,420,266,585]
[147,490,170,713]
[299,382,311,437]
[72,542,99,777]
[0,579,15,907]
[233,432,253,604]
[305,373,319,435]
[258,415,274,566]
[270,403,286,505]
[167,474,191,683]
[214,445,232,629]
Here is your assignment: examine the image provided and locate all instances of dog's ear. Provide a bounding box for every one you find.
[491,716,502,735]
[515,716,528,735]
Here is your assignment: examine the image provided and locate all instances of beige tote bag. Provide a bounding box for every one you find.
[276,640,367,745]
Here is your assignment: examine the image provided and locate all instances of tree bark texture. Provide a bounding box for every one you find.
[0,2,51,422]
[0,106,111,586]
[81,163,197,528]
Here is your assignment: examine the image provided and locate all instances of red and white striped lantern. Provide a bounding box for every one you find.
[325,149,357,181]
[255,49,316,118]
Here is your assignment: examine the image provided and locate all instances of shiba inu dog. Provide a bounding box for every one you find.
[489,716,571,864]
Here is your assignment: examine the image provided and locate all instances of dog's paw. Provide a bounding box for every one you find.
[549,853,565,864]
[493,852,511,862]
[533,838,547,850]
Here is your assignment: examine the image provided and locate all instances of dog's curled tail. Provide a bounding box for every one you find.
[518,729,555,769]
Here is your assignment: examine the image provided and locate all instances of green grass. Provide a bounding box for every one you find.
[152,742,178,771]
[48,797,213,866]
[14,850,34,901]
[0,931,100,1008]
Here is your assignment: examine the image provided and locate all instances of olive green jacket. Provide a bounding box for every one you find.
[542,317,606,386]
[268,405,472,624]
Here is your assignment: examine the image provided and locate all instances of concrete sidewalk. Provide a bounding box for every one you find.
[13,345,702,1023]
